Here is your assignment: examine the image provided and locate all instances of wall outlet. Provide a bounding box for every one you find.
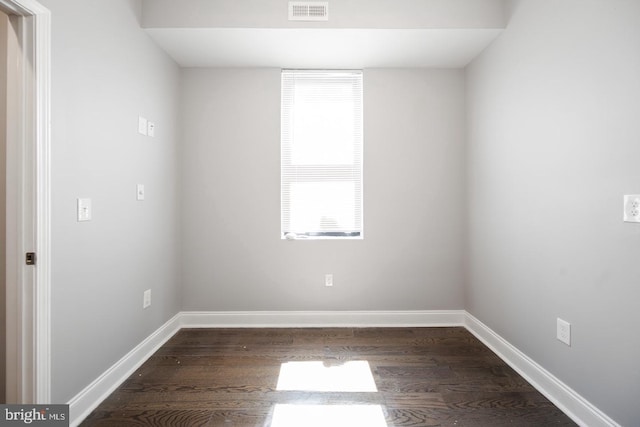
[325,274,333,287]
[557,318,571,346]
[623,195,640,222]
[143,289,151,309]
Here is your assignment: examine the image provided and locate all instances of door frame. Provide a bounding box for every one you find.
[1,0,50,404]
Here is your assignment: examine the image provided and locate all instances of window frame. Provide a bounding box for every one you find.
[280,69,364,240]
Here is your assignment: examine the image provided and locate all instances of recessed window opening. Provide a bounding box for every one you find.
[281,70,363,240]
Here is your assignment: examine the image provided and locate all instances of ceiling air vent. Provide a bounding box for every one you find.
[288,1,329,21]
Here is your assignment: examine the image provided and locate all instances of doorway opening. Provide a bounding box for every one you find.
[0,0,50,405]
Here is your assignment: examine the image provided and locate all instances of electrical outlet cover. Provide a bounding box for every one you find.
[557,318,571,346]
[143,289,151,309]
[623,195,640,222]
[325,274,333,287]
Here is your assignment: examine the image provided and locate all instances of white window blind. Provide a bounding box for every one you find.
[281,70,363,239]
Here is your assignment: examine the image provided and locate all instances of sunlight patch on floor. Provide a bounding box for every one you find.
[276,360,377,392]
[271,404,387,427]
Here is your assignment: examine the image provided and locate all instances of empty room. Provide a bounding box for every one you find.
[1,0,639,426]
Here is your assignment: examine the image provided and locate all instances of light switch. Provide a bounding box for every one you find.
[138,116,147,136]
[147,121,155,137]
[77,198,92,221]
[137,184,145,201]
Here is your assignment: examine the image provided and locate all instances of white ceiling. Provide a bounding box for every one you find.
[145,28,503,69]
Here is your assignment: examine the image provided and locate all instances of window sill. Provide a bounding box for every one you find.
[282,233,362,241]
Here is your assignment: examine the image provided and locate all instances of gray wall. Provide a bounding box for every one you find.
[39,0,182,402]
[181,68,466,311]
[465,1,640,425]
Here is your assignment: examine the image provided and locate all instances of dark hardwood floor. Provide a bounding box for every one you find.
[81,327,576,426]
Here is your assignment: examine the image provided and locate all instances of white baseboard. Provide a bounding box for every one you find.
[464,312,620,427]
[67,310,619,427]
[67,314,182,427]
[179,310,466,328]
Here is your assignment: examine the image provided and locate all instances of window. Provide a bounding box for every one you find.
[281,70,363,239]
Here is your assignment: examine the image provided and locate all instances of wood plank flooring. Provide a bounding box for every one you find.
[81,327,576,426]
